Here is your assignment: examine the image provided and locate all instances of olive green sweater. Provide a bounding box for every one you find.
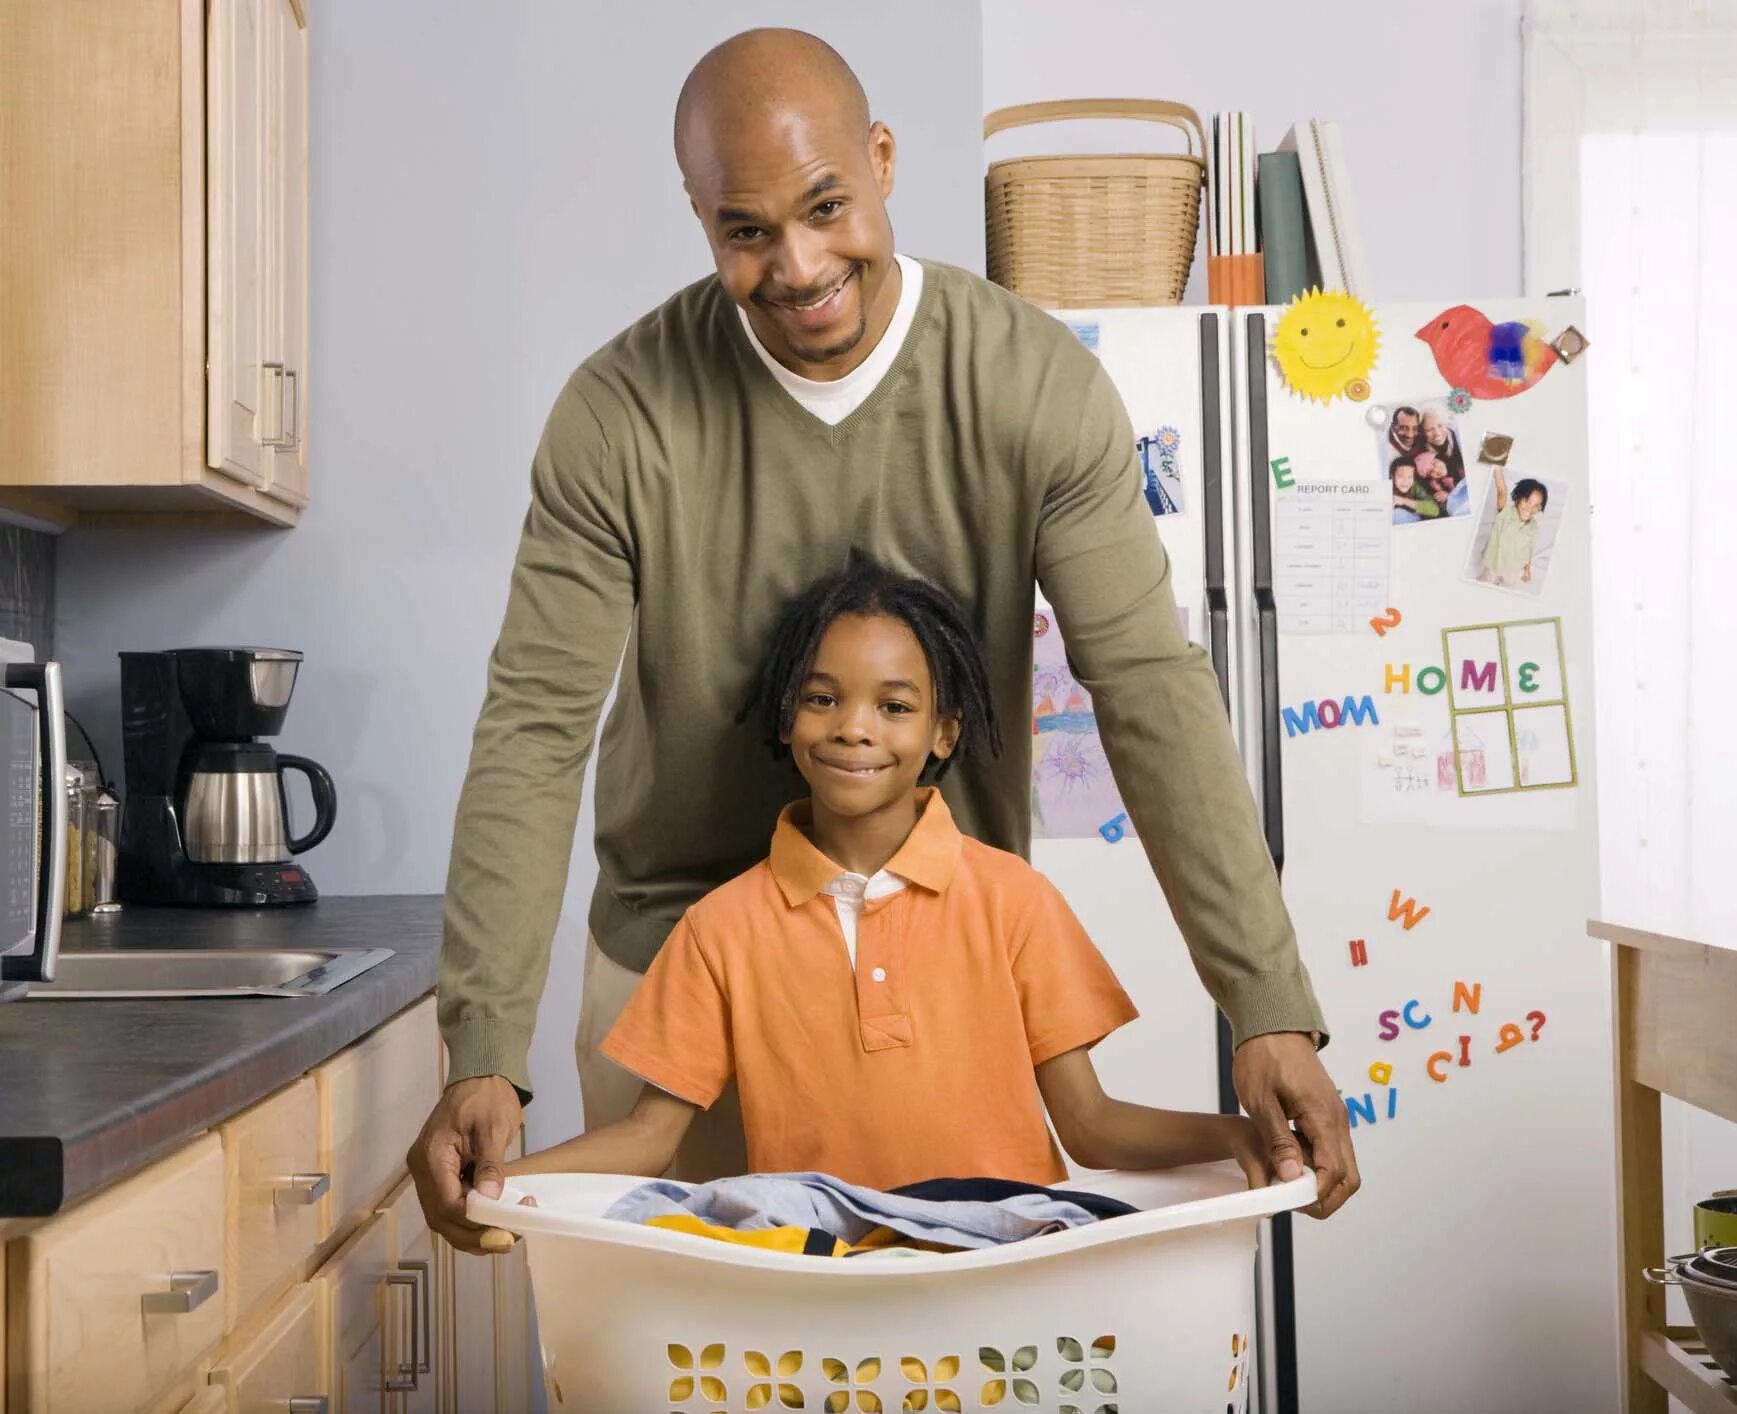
[440,260,1326,1097]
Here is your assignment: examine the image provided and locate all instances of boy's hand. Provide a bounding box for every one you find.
[407,1075,523,1255]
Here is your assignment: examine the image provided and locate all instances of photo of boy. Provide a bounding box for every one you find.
[1465,465,1566,597]
[1389,455,1441,524]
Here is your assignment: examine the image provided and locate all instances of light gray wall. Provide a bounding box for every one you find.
[53,0,984,1147]
[982,0,1525,302]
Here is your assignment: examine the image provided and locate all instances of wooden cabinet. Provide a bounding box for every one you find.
[1,996,532,1411]
[0,0,309,528]
[7,1135,227,1413]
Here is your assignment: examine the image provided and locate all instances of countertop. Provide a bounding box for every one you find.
[0,895,442,1219]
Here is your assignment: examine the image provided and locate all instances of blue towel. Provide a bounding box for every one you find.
[602,1172,1127,1250]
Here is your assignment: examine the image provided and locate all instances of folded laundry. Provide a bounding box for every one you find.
[603,1172,1135,1253]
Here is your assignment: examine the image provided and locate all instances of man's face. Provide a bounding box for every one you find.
[783,613,957,821]
[1392,412,1419,446]
[686,114,897,378]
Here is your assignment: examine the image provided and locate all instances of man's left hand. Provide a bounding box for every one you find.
[1232,1031,1360,1219]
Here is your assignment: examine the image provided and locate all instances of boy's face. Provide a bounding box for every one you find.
[1516,491,1545,522]
[1393,464,1415,493]
[785,613,959,820]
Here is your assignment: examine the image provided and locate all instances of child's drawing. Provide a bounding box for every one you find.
[1032,610,1132,838]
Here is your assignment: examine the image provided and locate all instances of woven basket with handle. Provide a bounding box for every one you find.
[984,99,1206,309]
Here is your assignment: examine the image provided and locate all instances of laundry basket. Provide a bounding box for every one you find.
[469,1164,1315,1412]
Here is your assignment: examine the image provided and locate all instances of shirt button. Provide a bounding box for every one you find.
[871,967,887,982]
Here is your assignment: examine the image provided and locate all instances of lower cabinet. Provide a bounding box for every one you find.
[3,996,537,1414]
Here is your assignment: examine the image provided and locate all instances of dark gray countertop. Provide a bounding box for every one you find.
[0,895,442,1219]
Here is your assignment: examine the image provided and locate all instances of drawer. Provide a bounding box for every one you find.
[175,1385,228,1414]
[208,1282,326,1414]
[221,1077,322,1330]
[378,1180,436,1414]
[317,1211,392,1413]
[10,1133,226,1414]
[315,997,438,1242]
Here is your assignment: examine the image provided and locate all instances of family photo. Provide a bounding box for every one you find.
[1377,399,1471,525]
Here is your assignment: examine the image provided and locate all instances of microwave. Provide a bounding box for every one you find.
[0,637,66,1002]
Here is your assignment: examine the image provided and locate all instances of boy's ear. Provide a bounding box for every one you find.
[932,713,963,759]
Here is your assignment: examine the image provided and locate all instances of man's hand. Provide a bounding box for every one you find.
[407,1075,523,1254]
[1232,1031,1360,1219]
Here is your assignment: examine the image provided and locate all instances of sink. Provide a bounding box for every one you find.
[23,947,395,999]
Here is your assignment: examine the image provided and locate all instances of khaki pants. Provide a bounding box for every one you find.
[574,931,748,1182]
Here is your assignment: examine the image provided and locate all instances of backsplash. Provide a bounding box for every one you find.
[0,523,55,655]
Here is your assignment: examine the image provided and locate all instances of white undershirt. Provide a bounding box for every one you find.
[736,254,924,425]
[820,869,907,968]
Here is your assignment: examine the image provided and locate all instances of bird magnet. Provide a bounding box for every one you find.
[1416,306,1589,401]
[1271,289,1381,404]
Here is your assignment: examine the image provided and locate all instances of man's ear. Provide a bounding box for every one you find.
[868,120,896,200]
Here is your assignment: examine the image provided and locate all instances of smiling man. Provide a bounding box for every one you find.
[412,28,1357,1253]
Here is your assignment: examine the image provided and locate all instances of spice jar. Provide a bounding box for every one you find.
[87,790,120,913]
[63,764,87,917]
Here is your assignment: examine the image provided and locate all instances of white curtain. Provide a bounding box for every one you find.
[1525,0,1737,939]
[1525,0,1737,1329]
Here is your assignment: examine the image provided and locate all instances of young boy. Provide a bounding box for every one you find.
[1390,455,1442,523]
[510,563,1264,1194]
[1479,467,1548,587]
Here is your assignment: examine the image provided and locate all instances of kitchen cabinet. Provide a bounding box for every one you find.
[2,995,535,1412]
[0,0,310,528]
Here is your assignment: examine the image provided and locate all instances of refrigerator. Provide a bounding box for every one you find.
[1031,300,1616,1413]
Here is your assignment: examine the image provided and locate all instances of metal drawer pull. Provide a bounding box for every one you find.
[274,1171,330,1206]
[401,1258,433,1373]
[384,1271,422,1391]
[283,367,300,451]
[288,1400,329,1414]
[141,1269,219,1314]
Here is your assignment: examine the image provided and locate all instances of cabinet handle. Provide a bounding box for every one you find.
[288,1401,329,1414]
[274,1171,330,1206]
[283,367,300,451]
[141,1269,219,1314]
[384,1271,421,1391]
[261,361,288,447]
[401,1257,433,1374]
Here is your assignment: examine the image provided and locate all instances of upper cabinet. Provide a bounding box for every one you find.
[0,0,311,530]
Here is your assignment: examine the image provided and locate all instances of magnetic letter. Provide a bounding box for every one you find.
[1384,663,1412,694]
[1097,813,1127,844]
[1370,608,1403,637]
[1427,1052,1451,1082]
[1369,1061,1393,1086]
[1317,697,1342,729]
[1282,701,1322,738]
[1527,1010,1547,1040]
[1349,939,1368,967]
[1461,659,1498,693]
[1341,695,1380,727]
[1388,1088,1398,1119]
[1345,1093,1377,1128]
[1388,890,1431,930]
[1458,1035,1472,1067]
[1402,1000,1432,1029]
[1377,1009,1400,1041]
[1453,981,1482,1014]
[1518,662,1540,693]
[1271,456,1295,489]
[1496,1023,1525,1053]
[1417,666,1447,696]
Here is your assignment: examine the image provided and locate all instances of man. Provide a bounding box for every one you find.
[410,28,1359,1253]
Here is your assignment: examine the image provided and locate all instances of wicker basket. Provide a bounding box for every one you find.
[985,99,1206,309]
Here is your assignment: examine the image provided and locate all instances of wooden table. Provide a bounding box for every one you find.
[1594,917,1737,1412]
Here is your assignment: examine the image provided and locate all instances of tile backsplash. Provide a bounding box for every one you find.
[0,523,55,655]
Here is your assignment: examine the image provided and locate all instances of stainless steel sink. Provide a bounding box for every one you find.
[23,947,395,999]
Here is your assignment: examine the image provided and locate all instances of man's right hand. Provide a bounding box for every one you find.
[407,1074,523,1255]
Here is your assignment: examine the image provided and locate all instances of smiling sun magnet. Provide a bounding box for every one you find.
[1271,289,1381,404]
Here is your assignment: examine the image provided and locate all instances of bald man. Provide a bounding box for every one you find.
[412,28,1357,1253]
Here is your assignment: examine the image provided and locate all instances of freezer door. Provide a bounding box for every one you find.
[1032,307,1238,1134]
[1236,298,1615,1413]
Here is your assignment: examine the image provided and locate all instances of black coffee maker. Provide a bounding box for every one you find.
[118,648,336,906]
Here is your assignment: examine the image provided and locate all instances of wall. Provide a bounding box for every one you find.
[0,524,54,656]
[53,0,984,1148]
[982,0,1526,302]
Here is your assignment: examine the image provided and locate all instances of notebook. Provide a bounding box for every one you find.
[1277,119,1371,296]
[1257,151,1309,304]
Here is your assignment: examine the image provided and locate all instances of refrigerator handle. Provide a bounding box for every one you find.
[1245,312,1285,878]
[1199,313,1232,716]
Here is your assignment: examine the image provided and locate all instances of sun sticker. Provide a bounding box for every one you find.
[1271,289,1381,404]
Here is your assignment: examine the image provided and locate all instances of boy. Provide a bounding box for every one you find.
[1479,468,1548,587]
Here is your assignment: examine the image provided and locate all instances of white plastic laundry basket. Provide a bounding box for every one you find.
[469,1164,1316,1413]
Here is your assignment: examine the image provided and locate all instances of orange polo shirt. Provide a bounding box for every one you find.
[600,789,1138,1190]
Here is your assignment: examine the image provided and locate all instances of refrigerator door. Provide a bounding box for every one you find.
[1033,307,1237,1128]
[1237,299,1615,1412]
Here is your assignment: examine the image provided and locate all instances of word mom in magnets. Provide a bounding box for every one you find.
[1283,694,1380,738]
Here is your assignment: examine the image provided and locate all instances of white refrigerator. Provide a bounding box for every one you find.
[1032,300,1617,1413]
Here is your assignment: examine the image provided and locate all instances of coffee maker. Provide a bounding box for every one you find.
[118,648,336,906]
